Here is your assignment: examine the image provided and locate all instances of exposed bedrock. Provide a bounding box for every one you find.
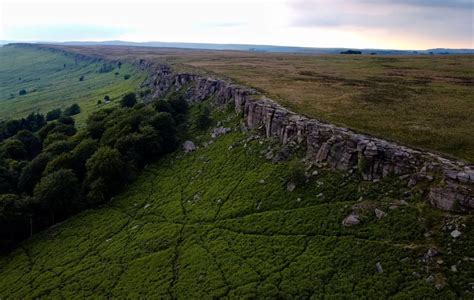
[137,61,474,211]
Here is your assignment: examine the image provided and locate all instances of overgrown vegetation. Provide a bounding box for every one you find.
[0,102,471,297]
[0,95,181,251]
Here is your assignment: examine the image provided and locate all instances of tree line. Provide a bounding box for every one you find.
[0,93,188,252]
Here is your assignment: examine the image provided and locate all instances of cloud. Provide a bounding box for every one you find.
[288,0,473,44]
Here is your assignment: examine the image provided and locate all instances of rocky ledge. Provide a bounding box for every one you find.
[136,61,473,211]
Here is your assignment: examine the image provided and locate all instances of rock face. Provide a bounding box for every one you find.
[136,61,474,211]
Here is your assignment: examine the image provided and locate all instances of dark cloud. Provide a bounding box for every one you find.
[289,0,473,44]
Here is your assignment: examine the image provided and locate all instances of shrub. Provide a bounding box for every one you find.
[46,109,62,121]
[120,92,137,108]
[63,104,81,116]
[288,161,306,186]
[123,74,131,80]
[153,100,172,113]
[194,105,212,129]
[19,89,27,96]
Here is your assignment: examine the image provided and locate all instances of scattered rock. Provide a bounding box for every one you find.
[183,141,196,153]
[297,198,301,202]
[312,170,319,176]
[144,204,151,209]
[211,127,231,139]
[450,265,458,272]
[374,208,386,219]
[423,248,439,262]
[287,182,296,192]
[450,230,462,238]
[342,213,360,227]
[193,194,201,202]
[259,179,266,184]
[375,262,383,273]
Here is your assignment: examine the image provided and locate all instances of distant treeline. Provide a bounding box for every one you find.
[0,93,188,252]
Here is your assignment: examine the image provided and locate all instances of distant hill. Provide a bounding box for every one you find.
[5,40,473,55]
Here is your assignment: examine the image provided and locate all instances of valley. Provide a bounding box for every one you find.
[0,44,472,298]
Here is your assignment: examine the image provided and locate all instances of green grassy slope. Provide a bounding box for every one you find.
[0,45,145,123]
[0,108,471,298]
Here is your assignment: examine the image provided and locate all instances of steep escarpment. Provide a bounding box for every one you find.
[136,62,473,211]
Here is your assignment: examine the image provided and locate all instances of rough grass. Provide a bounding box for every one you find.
[0,105,471,298]
[42,45,474,162]
[0,45,146,124]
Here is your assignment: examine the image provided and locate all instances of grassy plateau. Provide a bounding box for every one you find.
[0,101,472,298]
[0,45,145,123]
[44,45,474,162]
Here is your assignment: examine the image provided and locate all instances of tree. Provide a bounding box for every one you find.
[43,152,74,175]
[18,152,52,194]
[46,109,62,121]
[153,100,172,113]
[104,95,110,102]
[33,169,80,223]
[0,194,34,250]
[70,139,98,179]
[19,89,27,96]
[63,103,81,116]
[85,146,129,202]
[120,92,137,108]
[15,130,41,159]
[1,139,27,161]
[169,97,188,115]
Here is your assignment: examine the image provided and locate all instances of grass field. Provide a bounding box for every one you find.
[43,45,474,162]
[0,45,146,123]
[0,104,472,298]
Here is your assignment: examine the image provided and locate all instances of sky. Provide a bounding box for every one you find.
[0,0,472,50]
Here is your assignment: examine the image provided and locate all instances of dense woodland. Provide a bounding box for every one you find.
[0,93,189,252]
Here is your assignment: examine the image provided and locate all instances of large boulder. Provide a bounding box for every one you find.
[183,141,197,153]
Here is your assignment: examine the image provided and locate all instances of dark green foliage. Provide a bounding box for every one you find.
[79,75,84,81]
[18,89,27,96]
[153,100,172,113]
[124,74,131,80]
[46,108,62,121]
[18,153,52,193]
[33,169,80,223]
[58,116,75,126]
[0,194,33,251]
[287,160,306,186]
[15,130,41,159]
[120,92,137,108]
[43,140,72,156]
[0,139,27,161]
[169,96,188,115]
[85,146,128,203]
[63,103,81,116]
[104,95,110,102]
[0,167,15,194]
[194,104,212,129]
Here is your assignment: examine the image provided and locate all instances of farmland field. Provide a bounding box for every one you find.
[45,45,474,162]
[0,45,145,123]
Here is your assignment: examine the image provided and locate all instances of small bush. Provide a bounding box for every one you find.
[124,74,131,80]
[19,89,27,96]
[288,161,306,186]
